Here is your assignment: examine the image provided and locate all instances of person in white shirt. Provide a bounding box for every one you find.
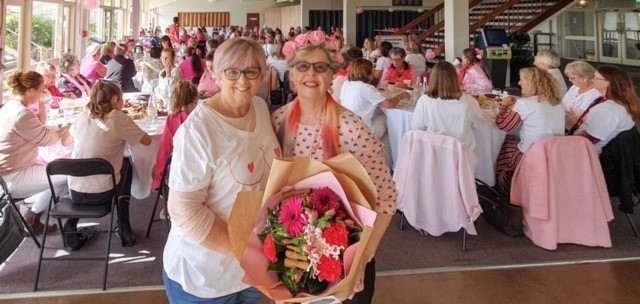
[262,35,276,57]
[534,49,568,97]
[574,65,640,153]
[361,37,376,62]
[266,40,288,82]
[562,60,602,132]
[404,41,427,81]
[494,67,565,193]
[411,61,483,170]
[373,41,393,82]
[163,38,280,303]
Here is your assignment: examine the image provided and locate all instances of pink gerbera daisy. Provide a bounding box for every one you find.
[278,196,307,237]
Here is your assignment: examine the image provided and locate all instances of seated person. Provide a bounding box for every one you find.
[411,61,483,170]
[573,65,640,153]
[66,80,151,249]
[373,41,393,81]
[178,47,205,83]
[141,46,164,93]
[562,61,602,133]
[155,48,183,103]
[57,52,93,98]
[534,49,568,97]
[105,43,138,93]
[494,67,565,193]
[152,81,199,191]
[197,52,220,97]
[457,48,492,95]
[379,47,416,88]
[80,43,107,85]
[0,71,71,235]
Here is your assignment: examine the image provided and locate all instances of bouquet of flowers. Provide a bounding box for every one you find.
[228,153,378,303]
[259,187,362,295]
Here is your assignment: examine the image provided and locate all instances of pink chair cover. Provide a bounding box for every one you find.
[510,136,614,250]
[393,130,482,236]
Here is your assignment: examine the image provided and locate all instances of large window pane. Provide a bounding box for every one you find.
[565,39,596,60]
[625,12,640,61]
[4,5,21,78]
[32,1,59,63]
[565,11,595,37]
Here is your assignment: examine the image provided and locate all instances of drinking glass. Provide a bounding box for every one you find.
[63,107,74,120]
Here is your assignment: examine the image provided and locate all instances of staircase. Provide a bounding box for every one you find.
[394,0,575,55]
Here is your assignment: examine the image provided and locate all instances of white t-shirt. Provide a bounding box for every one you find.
[548,68,568,97]
[405,53,426,78]
[262,43,276,57]
[375,56,391,71]
[266,56,288,82]
[339,80,386,130]
[581,100,635,153]
[69,110,146,193]
[513,96,565,152]
[411,94,480,169]
[562,85,602,114]
[164,97,280,298]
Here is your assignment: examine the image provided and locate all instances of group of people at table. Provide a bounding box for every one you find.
[1,25,639,303]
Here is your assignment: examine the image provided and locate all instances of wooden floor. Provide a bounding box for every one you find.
[2,261,640,303]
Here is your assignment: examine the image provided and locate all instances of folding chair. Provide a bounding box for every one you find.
[146,155,172,238]
[0,176,41,248]
[34,158,119,291]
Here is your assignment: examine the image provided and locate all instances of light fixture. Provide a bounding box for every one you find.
[417,8,424,13]
[388,8,394,13]
[578,0,588,7]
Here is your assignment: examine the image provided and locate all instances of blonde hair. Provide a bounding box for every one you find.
[102,42,116,56]
[349,59,374,82]
[87,81,122,121]
[170,81,198,113]
[520,67,561,105]
[535,49,561,68]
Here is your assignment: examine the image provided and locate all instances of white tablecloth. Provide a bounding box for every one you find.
[42,98,164,200]
[382,105,506,186]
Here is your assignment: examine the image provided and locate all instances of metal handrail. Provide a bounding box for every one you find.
[4,27,46,63]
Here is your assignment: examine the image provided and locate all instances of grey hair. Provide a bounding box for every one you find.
[59,53,79,73]
[564,60,596,80]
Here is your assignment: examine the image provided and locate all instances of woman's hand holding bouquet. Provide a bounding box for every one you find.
[228,153,378,303]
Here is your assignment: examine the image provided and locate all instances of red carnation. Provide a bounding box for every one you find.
[309,187,342,216]
[317,255,343,283]
[322,222,349,248]
[263,234,278,263]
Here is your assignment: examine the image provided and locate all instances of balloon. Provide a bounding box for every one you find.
[83,0,101,10]
[356,7,364,14]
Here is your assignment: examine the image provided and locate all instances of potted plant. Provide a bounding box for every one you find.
[509,32,534,87]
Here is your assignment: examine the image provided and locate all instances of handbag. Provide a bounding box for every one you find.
[475,179,524,237]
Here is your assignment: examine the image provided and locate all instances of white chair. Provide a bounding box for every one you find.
[393,130,482,251]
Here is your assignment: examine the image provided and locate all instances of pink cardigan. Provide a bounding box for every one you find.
[510,136,613,250]
[152,110,188,190]
[393,130,482,236]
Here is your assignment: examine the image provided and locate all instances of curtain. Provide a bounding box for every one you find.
[309,10,343,33]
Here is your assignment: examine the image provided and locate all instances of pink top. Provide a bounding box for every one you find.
[460,65,492,94]
[80,57,104,85]
[272,105,397,215]
[197,71,221,95]
[152,110,188,190]
[380,62,417,87]
[178,58,206,82]
[0,100,60,175]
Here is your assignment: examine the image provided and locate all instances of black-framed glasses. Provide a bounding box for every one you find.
[291,61,332,74]
[224,68,261,80]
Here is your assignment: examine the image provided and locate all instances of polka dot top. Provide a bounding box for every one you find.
[272,104,397,215]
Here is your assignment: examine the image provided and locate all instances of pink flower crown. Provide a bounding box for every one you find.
[282,30,344,64]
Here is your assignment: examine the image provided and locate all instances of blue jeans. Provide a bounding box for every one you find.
[162,270,264,304]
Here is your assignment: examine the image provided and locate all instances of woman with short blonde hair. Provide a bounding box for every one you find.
[562,60,601,132]
[534,49,568,96]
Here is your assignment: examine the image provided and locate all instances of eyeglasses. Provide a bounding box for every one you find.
[224,68,261,80]
[291,61,332,74]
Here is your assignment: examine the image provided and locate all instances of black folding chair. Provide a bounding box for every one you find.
[34,158,119,291]
[146,155,171,238]
[0,176,41,248]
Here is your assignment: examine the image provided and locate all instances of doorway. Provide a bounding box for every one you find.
[246,13,259,31]
[599,10,640,66]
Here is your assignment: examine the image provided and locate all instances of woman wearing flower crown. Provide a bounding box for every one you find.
[457,48,493,95]
[271,30,397,303]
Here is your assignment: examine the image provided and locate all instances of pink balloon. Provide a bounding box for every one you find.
[356,7,364,14]
[84,0,100,10]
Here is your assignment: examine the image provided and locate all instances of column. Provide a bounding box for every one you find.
[131,0,140,39]
[19,0,34,70]
[343,0,356,44]
[444,0,469,61]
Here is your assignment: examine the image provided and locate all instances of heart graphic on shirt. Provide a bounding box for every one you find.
[274,147,282,157]
[247,162,255,173]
